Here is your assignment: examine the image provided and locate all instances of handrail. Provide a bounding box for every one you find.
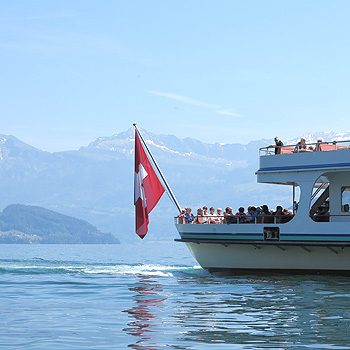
[311,212,350,223]
[175,214,294,225]
[175,213,350,224]
[259,139,350,156]
[311,213,350,217]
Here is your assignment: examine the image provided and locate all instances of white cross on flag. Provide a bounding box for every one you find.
[134,131,165,238]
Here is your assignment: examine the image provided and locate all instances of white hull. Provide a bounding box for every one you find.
[185,242,350,273]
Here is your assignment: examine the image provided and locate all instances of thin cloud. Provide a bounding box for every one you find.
[217,109,241,117]
[148,90,242,118]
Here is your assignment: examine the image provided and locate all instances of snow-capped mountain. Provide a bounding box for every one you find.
[84,127,268,169]
[0,129,349,241]
[0,134,50,161]
[86,128,350,160]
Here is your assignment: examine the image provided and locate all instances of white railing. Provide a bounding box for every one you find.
[175,215,294,225]
[259,140,350,156]
[175,213,350,224]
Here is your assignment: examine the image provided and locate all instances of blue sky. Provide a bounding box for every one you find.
[1,0,350,151]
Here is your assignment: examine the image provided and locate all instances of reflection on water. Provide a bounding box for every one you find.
[124,273,350,349]
[124,276,167,350]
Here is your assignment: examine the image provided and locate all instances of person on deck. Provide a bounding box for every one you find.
[260,204,273,223]
[223,207,236,224]
[202,206,208,224]
[283,208,293,216]
[208,207,216,224]
[274,205,284,223]
[184,208,194,224]
[216,208,224,223]
[273,137,284,154]
[177,209,186,224]
[314,202,330,222]
[314,138,324,151]
[247,206,260,223]
[194,208,205,224]
[294,138,308,153]
[236,207,248,223]
[210,208,224,224]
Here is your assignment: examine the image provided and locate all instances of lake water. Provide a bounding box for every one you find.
[1,242,350,349]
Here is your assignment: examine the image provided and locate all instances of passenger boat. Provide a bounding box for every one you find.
[175,140,350,274]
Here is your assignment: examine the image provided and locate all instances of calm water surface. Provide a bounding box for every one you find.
[1,242,350,349]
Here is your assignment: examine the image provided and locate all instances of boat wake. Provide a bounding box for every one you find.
[0,259,203,278]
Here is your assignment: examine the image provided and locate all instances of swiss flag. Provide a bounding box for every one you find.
[134,131,165,238]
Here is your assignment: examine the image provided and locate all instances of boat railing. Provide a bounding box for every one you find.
[176,213,350,224]
[259,140,350,156]
[311,213,350,222]
[175,214,294,225]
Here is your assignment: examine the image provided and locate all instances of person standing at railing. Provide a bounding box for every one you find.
[274,205,284,223]
[216,208,224,223]
[260,204,274,223]
[202,206,208,224]
[247,206,260,223]
[194,208,205,224]
[236,207,249,223]
[273,137,284,154]
[314,138,323,151]
[209,208,224,224]
[223,207,236,224]
[184,207,194,224]
[207,207,216,224]
[177,209,186,224]
[294,138,309,153]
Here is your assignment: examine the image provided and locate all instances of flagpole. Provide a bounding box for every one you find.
[133,124,182,213]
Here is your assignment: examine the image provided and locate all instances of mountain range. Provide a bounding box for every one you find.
[0,129,348,242]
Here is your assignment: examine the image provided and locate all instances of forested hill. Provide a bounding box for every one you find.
[0,204,119,244]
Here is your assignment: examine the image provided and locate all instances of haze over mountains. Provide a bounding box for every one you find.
[0,129,348,242]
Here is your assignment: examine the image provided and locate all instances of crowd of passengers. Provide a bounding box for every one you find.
[273,136,334,154]
[178,205,293,224]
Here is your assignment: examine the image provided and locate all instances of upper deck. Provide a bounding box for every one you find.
[258,140,350,175]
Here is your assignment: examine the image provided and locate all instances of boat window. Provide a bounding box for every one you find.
[310,176,330,222]
[341,187,350,212]
[263,227,280,240]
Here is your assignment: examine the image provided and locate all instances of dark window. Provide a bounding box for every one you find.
[341,186,350,212]
[264,227,280,240]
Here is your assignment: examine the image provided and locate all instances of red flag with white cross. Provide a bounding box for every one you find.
[134,130,165,238]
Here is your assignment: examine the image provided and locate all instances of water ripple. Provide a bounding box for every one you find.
[1,245,350,349]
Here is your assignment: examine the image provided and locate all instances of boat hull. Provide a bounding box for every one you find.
[182,240,350,274]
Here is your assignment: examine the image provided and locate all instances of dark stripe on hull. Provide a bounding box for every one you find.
[178,232,350,238]
[206,267,350,276]
[258,161,350,172]
[175,238,350,247]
